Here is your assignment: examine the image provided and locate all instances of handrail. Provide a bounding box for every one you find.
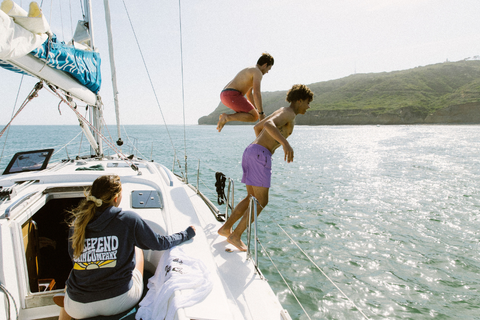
[246,196,262,278]
[2,191,39,220]
[196,159,200,190]
[225,178,234,220]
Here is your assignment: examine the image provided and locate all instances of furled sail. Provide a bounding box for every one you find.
[0,0,101,94]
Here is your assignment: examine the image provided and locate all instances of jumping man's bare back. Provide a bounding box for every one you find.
[224,66,263,95]
[217,63,272,132]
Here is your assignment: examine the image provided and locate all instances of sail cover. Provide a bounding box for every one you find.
[30,36,102,93]
[0,5,102,93]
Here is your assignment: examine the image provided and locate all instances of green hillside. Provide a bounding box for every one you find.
[199,59,480,125]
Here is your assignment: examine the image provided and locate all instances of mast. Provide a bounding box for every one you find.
[103,0,123,147]
[82,0,103,156]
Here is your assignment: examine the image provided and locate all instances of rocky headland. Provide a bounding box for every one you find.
[199,59,480,125]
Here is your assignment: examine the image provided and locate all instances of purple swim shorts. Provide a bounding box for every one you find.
[241,144,272,188]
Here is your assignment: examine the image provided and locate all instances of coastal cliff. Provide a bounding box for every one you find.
[293,102,480,125]
[199,59,480,125]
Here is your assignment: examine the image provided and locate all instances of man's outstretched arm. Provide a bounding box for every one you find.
[263,111,295,162]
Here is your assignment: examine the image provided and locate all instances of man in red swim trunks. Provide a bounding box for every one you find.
[216,53,274,132]
[218,84,314,251]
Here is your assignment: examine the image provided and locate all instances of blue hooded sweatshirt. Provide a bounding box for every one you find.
[66,206,195,303]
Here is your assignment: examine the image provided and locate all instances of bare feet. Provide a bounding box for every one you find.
[218,225,231,237]
[216,113,228,132]
[227,235,247,252]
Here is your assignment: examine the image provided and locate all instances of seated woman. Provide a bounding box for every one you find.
[58,174,196,320]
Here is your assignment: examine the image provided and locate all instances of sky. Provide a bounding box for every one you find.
[1,0,480,126]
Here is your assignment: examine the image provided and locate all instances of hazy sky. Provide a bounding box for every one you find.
[1,0,479,126]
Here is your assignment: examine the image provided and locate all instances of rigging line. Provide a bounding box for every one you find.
[101,118,118,152]
[120,0,178,156]
[200,179,214,193]
[177,0,187,163]
[182,153,220,174]
[59,0,65,41]
[45,85,136,168]
[51,130,83,157]
[263,210,371,320]
[0,75,24,166]
[257,240,312,320]
[48,0,53,29]
[79,0,85,19]
[121,126,148,159]
[0,82,43,140]
[101,118,113,141]
[69,0,73,37]
[78,128,84,155]
[76,107,88,156]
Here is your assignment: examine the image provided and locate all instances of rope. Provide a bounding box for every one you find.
[0,75,24,167]
[215,172,227,205]
[0,82,43,140]
[120,0,178,163]
[44,84,139,171]
[69,0,74,37]
[257,240,312,320]
[121,126,148,159]
[258,202,371,320]
[177,0,188,179]
[59,0,64,42]
[51,130,83,157]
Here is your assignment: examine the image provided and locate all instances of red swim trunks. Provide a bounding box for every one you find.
[220,89,255,113]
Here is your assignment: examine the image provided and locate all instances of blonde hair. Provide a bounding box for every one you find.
[69,175,122,259]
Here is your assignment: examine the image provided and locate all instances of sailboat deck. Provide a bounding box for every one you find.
[0,159,290,319]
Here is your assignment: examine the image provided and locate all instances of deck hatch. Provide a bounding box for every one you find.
[131,190,163,209]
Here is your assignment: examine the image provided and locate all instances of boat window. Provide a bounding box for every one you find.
[131,190,163,209]
[3,149,54,175]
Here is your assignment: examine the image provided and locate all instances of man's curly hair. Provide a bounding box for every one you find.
[286,84,314,103]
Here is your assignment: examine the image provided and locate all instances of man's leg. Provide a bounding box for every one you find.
[227,185,269,251]
[217,109,259,132]
[218,194,251,237]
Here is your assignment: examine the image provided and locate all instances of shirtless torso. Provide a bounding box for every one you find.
[217,63,272,132]
[252,106,296,162]
[253,110,295,154]
[224,65,264,96]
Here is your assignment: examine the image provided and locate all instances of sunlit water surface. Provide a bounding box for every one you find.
[2,125,480,319]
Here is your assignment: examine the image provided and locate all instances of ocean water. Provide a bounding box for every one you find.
[1,124,480,320]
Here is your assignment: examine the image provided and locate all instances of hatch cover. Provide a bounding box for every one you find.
[131,190,163,209]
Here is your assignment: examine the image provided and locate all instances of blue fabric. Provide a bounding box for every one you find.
[0,35,102,93]
[0,60,29,75]
[30,35,102,93]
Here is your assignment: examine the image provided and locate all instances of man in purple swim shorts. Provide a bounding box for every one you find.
[218,84,314,251]
[216,53,274,132]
